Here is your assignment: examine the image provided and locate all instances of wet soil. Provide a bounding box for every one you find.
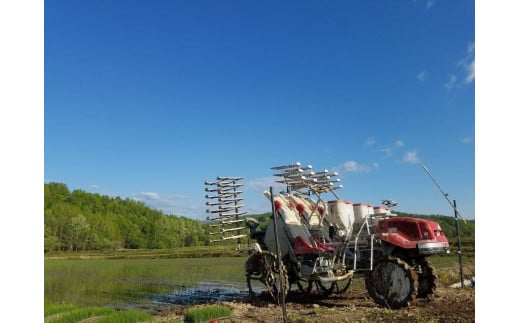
[151,284,475,322]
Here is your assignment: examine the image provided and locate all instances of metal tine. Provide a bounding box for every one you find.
[219,204,245,209]
[205,180,219,185]
[204,187,235,192]
[206,199,238,206]
[313,169,329,175]
[210,234,248,242]
[206,208,231,214]
[289,183,310,190]
[206,205,235,211]
[220,211,247,217]
[271,162,301,170]
[274,168,303,176]
[216,204,244,210]
[206,201,222,206]
[219,197,245,203]
[275,173,305,180]
[216,176,243,181]
[217,182,243,187]
[205,192,237,199]
[275,179,305,185]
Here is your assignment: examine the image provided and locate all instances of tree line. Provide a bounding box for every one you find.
[44,182,209,252]
[44,182,475,252]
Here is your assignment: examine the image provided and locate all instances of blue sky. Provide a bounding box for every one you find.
[43,0,475,220]
[5,2,520,320]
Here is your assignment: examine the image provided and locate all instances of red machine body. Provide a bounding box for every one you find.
[376,216,449,255]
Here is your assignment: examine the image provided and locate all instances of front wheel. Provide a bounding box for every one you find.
[417,257,437,299]
[365,256,417,309]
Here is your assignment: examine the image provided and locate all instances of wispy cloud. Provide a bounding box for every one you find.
[461,136,474,144]
[364,137,375,147]
[464,59,475,83]
[131,191,198,217]
[461,42,475,84]
[426,0,436,9]
[446,42,475,90]
[335,160,378,174]
[135,191,160,200]
[444,75,457,90]
[402,150,420,164]
[417,70,426,81]
[88,184,99,190]
[376,140,404,157]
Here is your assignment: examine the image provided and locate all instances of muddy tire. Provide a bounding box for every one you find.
[365,256,417,309]
[417,257,437,299]
[245,251,289,304]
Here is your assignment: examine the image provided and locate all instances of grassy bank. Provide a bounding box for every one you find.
[44,244,245,260]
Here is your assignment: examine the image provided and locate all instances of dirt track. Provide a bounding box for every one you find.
[152,284,475,322]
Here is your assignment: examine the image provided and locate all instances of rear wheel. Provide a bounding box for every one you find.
[417,257,437,299]
[245,251,289,304]
[365,256,417,309]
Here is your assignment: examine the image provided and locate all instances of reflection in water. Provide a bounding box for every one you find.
[153,281,252,305]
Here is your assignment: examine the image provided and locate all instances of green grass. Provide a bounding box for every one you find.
[44,303,78,317]
[44,245,244,260]
[97,309,153,323]
[44,303,152,323]
[46,307,115,323]
[184,305,231,323]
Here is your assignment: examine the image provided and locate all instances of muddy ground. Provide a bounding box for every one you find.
[151,283,475,322]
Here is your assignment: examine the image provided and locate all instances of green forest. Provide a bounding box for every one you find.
[44,183,208,252]
[44,182,475,253]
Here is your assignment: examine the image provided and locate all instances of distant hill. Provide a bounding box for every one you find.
[45,183,474,252]
[44,182,208,252]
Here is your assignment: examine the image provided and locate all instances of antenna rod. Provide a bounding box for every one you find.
[421,164,466,223]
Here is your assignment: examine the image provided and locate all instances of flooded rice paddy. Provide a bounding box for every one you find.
[44,257,252,308]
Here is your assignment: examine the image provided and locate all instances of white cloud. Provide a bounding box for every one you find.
[462,42,475,83]
[364,137,375,146]
[402,150,420,164]
[135,191,160,200]
[446,42,474,89]
[132,191,198,217]
[426,0,435,9]
[417,71,426,81]
[465,60,475,83]
[444,75,457,90]
[375,140,404,157]
[336,160,374,174]
[88,184,99,190]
